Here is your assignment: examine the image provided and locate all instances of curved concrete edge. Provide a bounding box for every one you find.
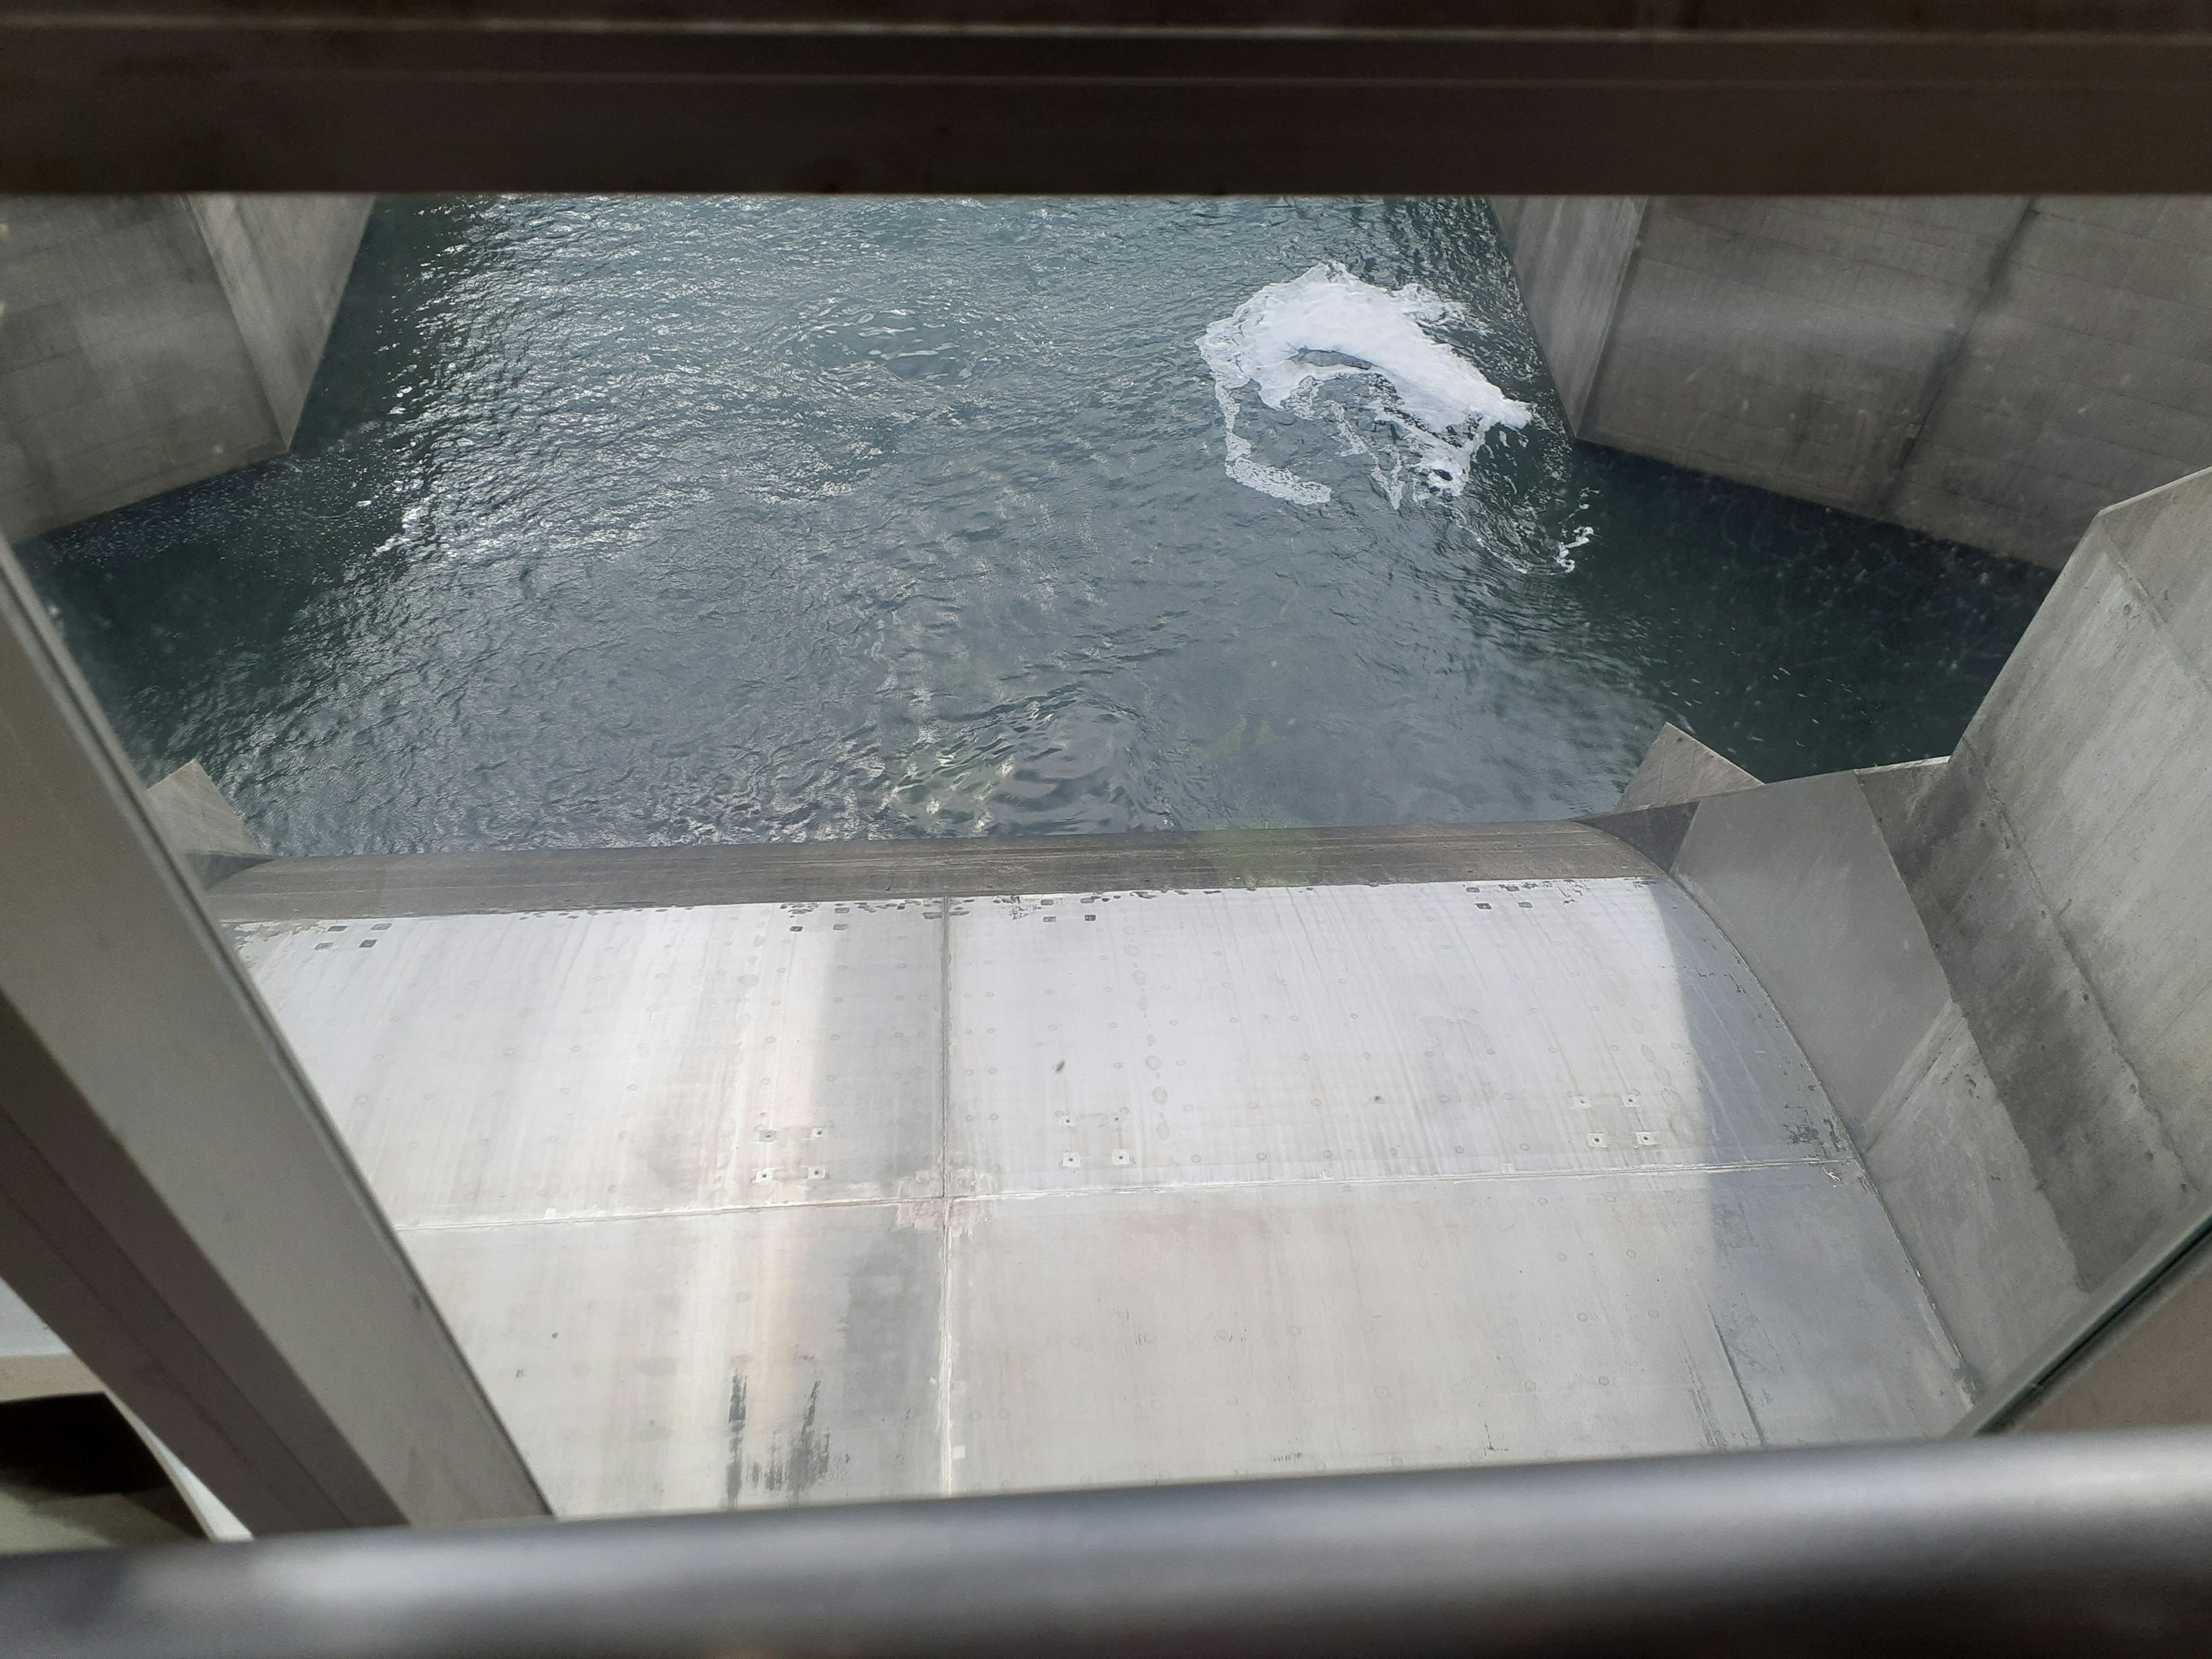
[196,821,1664,924]
[1592,766,2085,1397]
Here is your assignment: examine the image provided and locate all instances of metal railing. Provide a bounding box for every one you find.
[7,1429,2212,1658]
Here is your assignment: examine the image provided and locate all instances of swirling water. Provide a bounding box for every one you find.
[18,198,2052,857]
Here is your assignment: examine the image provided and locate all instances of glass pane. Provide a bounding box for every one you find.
[6,191,2205,1520]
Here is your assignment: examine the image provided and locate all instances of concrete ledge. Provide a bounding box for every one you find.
[1612,722,1760,815]
[202,821,1661,923]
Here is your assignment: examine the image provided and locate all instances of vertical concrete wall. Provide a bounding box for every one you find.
[1593,747,2082,1391]
[1495,196,2212,566]
[1895,200,2212,565]
[1603,463,2212,1398]
[0,195,370,540]
[1487,198,1643,429]
[1889,467,2212,1290]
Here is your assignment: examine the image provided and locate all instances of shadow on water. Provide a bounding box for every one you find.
[14,197,2052,856]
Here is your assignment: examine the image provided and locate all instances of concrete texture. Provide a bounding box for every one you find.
[233,876,1967,1516]
[1665,771,2081,1388]
[1575,471,2212,1415]
[1487,199,1643,429]
[1890,469,2212,1293]
[0,195,369,539]
[146,760,266,887]
[201,820,1656,924]
[1612,722,1759,814]
[1896,200,2212,565]
[1585,726,2084,1391]
[1494,196,2212,566]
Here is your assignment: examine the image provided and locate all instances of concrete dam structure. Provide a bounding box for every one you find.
[9,461,2199,1521]
[1492,197,2212,567]
[0,195,369,540]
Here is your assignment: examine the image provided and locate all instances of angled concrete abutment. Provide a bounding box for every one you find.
[1592,750,2082,1391]
[1589,463,2212,1421]
[1493,197,2212,566]
[0,195,370,540]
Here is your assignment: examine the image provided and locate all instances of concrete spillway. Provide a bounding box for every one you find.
[50,461,2210,1522]
[224,856,1961,1514]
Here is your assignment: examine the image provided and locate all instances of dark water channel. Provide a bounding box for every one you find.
[18,198,2052,857]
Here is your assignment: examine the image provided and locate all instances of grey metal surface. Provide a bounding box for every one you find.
[204,821,1657,923]
[18,1430,2212,1659]
[239,876,1968,1518]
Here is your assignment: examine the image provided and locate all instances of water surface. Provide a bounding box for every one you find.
[19,198,2053,856]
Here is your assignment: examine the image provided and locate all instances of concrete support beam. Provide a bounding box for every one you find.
[0,536,546,1533]
[0,195,370,540]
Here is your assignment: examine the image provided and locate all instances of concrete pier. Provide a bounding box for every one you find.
[0,195,369,540]
[13,410,2208,1517]
[1493,198,2212,566]
[1589,462,2212,1409]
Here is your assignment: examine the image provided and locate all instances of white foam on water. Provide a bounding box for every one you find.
[1198,263,1532,507]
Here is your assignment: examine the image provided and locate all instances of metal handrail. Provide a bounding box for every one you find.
[8,1429,2212,1658]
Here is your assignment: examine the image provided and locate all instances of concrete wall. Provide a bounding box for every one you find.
[1596,463,2212,1400]
[1494,196,2212,566]
[1487,198,1643,430]
[0,195,370,540]
[1888,467,2212,1290]
[1896,199,2212,564]
[1592,751,2082,1392]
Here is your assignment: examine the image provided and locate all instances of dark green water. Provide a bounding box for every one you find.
[17,198,2052,857]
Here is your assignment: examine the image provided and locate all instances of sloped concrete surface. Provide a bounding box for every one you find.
[236,877,1966,1516]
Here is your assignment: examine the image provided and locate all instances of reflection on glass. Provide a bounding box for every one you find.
[6,193,2210,1518]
